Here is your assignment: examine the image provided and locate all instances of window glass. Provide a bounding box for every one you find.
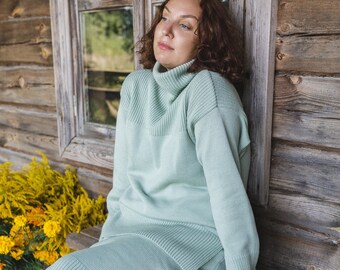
[82,8,134,126]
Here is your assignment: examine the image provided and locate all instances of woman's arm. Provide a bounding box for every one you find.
[194,107,259,270]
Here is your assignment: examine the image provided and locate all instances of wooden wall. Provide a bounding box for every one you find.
[0,0,339,269]
[255,0,340,269]
[0,0,112,197]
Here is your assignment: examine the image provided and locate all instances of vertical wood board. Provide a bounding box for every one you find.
[243,0,278,206]
[49,0,77,154]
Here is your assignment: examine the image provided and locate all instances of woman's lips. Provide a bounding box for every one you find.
[158,42,174,50]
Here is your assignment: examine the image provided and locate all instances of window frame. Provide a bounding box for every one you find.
[50,0,277,206]
[50,0,144,169]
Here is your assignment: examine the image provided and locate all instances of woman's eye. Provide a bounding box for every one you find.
[161,16,167,21]
[179,23,191,30]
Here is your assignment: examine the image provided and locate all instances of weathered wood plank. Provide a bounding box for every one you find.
[270,140,340,204]
[0,43,53,66]
[66,225,104,250]
[228,0,245,36]
[78,0,132,11]
[276,35,340,73]
[77,169,112,198]
[277,0,340,36]
[243,0,278,206]
[268,192,340,227]
[0,126,59,159]
[0,18,51,45]
[0,105,57,136]
[49,0,77,155]
[62,137,114,170]
[66,232,98,250]
[67,224,103,249]
[66,225,103,250]
[256,210,340,270]
[273,75,340,148]
[0,66,55,106]
[0,0,50,21]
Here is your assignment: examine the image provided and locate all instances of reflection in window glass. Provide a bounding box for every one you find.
[82,8,134,126]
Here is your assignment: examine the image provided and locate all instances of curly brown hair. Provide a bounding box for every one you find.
[137,0,244,87]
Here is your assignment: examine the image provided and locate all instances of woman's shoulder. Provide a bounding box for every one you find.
[121,69,153,97]
[123,69,153,87]
[189,69,243,112]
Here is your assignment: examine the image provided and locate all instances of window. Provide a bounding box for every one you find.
[50,0,277,206]
[50,0,144,169]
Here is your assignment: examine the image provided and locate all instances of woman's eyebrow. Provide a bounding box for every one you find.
[164,6,199,21]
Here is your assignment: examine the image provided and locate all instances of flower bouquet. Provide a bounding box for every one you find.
[0,153,107,270]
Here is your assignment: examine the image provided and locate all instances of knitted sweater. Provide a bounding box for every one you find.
[99,61,259,270]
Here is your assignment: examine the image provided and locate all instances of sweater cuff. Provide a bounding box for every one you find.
[224,254,256,270]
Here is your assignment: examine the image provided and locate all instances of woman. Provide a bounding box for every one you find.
[49,0,259,269]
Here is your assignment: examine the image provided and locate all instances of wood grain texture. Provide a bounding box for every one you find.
[268,192,340,227]
[78,0,132,11]
[276,35,340,74]
[0,105,57,136]
[0,18,51,45]
[49,0,77,154]
[66,225,103,250]
[62,137,114,170]
[0,126,59,159]
[228,0,245,36]
[0,0,50,21]
[0,66,55,106]
[277,0,340,36]
[0,43,53,66]
[256,208,340,270]
[243,0,278,205]
[271,140,340,205]
[273,75,340,148]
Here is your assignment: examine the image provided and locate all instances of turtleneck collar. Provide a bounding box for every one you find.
[153,60,196,97]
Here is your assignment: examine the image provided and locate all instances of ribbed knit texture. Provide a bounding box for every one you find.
[48,235,182,270]
[98,61,259,270]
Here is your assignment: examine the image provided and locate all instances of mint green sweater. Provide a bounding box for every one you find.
[100,61,259,270]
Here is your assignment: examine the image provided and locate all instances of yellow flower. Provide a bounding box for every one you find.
[0,236,15,255]
[13,234,24,246]
[0,262,6,270]
[43,220,61,238]
[0,204,12,219]
[27,207,45,226]
[14,215,27,227]
[59,244,70,257]
[10,247,24,260]
[34,250,59,266]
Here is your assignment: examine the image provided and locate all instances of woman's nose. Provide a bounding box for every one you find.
[162,23,174,38]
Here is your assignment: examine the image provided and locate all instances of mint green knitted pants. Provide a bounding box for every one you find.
[48,235,181,270]
[48,235,226,270]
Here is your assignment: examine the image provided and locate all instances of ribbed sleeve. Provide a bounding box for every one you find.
[194,108,259,269]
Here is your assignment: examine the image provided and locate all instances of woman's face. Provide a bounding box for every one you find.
[153,0,201,70]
